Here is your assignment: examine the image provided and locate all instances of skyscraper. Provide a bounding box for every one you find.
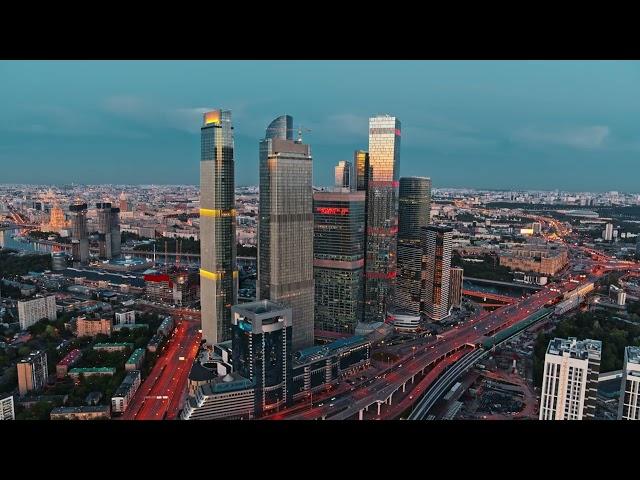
[539,337,601,420]
[421,225,453,321]
[618,346,640,420]
[258,115,314,350]
[96,202,113,259]
[231,300,293,416]
[394,177,431,315]
[110,206,121,257]
[449,267,464,310]
[69,201,89,264]
[313,190,365,335]
[363,115,401,324]
[603,223,613,241]
[200,109,238,345]
[334,160,354,191]
[354,150,369,192]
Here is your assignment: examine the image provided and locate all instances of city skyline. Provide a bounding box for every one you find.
[2,61,640,191]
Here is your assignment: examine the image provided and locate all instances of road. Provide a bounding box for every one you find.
[122,319,201,420]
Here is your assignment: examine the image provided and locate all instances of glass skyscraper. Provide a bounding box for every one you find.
[258,115,314,350]
[422,225,453,321]
[334,160,354,191]
[354,150,369,192]
[394,176,431,315]
[200,109,238,345]
[313,190,366,335]
[363,115,401,324]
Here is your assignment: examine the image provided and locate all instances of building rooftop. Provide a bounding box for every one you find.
[295,335,369,364]
[626,346,640,365]
[68,367,116,374]
[126,348,145,365]
[233,299,288,316]
[93,342,133,349]
[200,372,254,395]
[51,405,110,415]
[547,337,602,360]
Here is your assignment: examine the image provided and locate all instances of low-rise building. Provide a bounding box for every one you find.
[50,405,110,420]
[114,310,136,325]
[93,342,134,352]
[111,370,141,415]
[75,316,112,337]
[56,348,82,379]
[68,367,116,381]
[1,395,15,420]
[499,244,568,276]
[125,348,146,371]
[180,372,255,420]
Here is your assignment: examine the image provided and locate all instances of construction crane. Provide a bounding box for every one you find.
[283,126,312,143]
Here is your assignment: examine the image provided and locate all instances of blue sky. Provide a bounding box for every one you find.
[1,60,639,191]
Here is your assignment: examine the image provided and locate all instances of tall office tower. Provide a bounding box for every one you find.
[110,207,121,256]
[334,160,354,191]
[231,300,293,417]
[449,267,464,309]
[363,115,401,324]
[258,115,314,350]
[313,190,366,335]
[200,109,238,345]
[69,202,89,263]
[394,177,431,315]
[354,150,369,192]
[603,223,613,241]
[618,346,640,420]
[96,202,113,259]
[421,225,453,321]
[17,350,49,396]
[539,337,601,420]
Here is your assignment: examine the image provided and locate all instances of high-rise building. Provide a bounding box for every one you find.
[17,295,57,330]
[354,150,369,192]
[96,202,113,259]
[449,267,464,309]
[17,350,49,396]
[258,115,314,350]
[199,109,238,345]
[363,115,401,324]
[539,337,601,420]
[0,395,15,420]
[313,190,366,335]
[421,225,453,321]
[394,177,431,315]
[603,223,614,241]
[231,300,293,416]
[618,346,640,420]
[334,160,354,191]
[119,192,129,212]
[69,202,89,264]
[110,207,121,256]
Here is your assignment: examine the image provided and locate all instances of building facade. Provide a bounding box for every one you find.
[200,109,238,346]
[96,202,113,259]
[18,295,57,330]
[353,150,369,192]
[421,225,453,321]
[394,176,431,315]
[111,370,141,415]
[231,300,293,416]
[334,160,354,191]
[618,346,640,420]
[69,202,89,264]
[180,373,255,420]
[449,267,464,309]
[499,245,568,276]
[313,190,365,335]
[363,115,401,324]
[258,115,314,350]
[539,337,601,420]
[200,110,238,345]
[50,405,111,420]
[75,316,112,337]
[0,395,15,420]
[17,350,49,396]
[56,348,82,379]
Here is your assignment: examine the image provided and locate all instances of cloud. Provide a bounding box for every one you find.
[514,125,610,149]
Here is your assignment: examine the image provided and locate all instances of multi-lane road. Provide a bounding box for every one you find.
[122,319,201,420]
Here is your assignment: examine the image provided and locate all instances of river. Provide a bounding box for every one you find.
[0,228,53,254]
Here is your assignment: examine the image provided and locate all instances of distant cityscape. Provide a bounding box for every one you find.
[1,110,640,422]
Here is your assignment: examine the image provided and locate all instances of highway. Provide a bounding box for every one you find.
[122,319,201,420]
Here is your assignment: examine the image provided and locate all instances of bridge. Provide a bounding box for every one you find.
[462,289,515,304]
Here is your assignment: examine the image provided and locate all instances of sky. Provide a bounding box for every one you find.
[1,60,639,192]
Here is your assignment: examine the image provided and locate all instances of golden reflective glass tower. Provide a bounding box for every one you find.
[200,109,238,345]
[363,115,401,324]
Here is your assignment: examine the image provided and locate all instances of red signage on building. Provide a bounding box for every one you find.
[316,207,349,215]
